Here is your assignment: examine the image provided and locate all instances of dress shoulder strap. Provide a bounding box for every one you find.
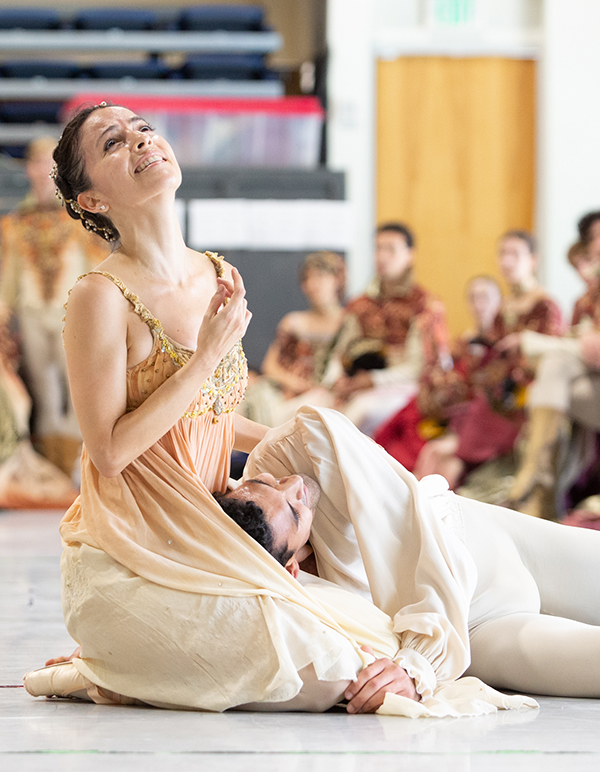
[204,250,225,278]
[82,271,159,328]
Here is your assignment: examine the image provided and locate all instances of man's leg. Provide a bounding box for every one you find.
[459,495,600,696]
[468,613,600,697]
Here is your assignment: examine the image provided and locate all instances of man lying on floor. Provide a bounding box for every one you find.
[25,407,600,715]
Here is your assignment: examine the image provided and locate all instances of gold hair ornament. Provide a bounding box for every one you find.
[49,162,115,239]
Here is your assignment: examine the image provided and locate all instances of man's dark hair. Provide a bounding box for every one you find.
[376,222,415,249]
[577,211,600,243]
[501,229,537,255]
[214,492,293,566]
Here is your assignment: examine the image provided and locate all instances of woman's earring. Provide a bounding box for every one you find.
[100,206,106,211]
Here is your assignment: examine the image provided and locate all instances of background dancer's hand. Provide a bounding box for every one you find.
[345,645,419,713]
[194,267,252,371]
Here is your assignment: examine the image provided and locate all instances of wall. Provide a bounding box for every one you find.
[537,0,600,317]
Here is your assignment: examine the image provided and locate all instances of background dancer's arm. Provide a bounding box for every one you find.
[64,270,251,477]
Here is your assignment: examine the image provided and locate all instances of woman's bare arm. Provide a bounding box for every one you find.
[64,269,251,477]
[233,413,268,454]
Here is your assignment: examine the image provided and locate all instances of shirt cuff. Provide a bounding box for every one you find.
[393,648,437,698]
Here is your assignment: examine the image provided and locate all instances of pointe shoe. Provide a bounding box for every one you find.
[24,661,145,706]
[23,661,92,702]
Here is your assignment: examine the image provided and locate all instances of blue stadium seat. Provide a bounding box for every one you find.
[89,61,172,80]
[74,9,157,31]
[0,61,82,79]
[0,145,28,159]
[0,102,63,124]
[178,6,265,32]
[181,54,269,81]
[0,9,61,30]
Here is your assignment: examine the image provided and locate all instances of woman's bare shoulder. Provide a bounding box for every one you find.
[65,272,130,326]
[278,311,308,334]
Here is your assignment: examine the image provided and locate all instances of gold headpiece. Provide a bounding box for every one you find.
[49,166,114,239]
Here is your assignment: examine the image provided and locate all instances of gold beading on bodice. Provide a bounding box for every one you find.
[72,254,247,422]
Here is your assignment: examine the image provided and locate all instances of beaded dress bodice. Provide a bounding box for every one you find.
[83,260,247,422]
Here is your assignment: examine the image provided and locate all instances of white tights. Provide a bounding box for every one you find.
[460,495,600,696]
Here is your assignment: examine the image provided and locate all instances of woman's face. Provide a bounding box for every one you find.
[574,241,600,287]
[497,236,536,286]
[301,269,340,308]
[467,279,502,330]
[76,106,181,216]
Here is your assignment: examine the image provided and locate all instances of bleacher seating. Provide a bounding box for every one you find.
[181,54,269,81]
[89,61,173,81]
[74,9,157,32]
[0,5,286,157]
[0,61,82,79]
[0,9,61,30]
[178,6,267,32]
[0,101,63,124]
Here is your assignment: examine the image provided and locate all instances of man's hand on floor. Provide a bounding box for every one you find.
[345,645,420,713]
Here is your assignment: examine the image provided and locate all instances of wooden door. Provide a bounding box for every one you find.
[377,57,536,336]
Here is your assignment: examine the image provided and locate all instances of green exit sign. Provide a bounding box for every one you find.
[434,0,476,25]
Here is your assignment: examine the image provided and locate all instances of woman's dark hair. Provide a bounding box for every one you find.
[214,492,293,567]
[299,250,346,301]
[376,222,415,249]
[578,211,600,243]
[501,229,537,255]
[52,102,120,244]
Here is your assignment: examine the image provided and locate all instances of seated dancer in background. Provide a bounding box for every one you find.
[31,407,600,714]
[0,299,77,508]
[328,222,450,437]
[0,137,108,480]
[402,230,562,496]
[502,237,600,519]
[240,251,345,427]
[374,275,502,483]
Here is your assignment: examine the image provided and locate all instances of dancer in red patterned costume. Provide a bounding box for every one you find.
[378,231,562,491]
[331,222,449,436]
